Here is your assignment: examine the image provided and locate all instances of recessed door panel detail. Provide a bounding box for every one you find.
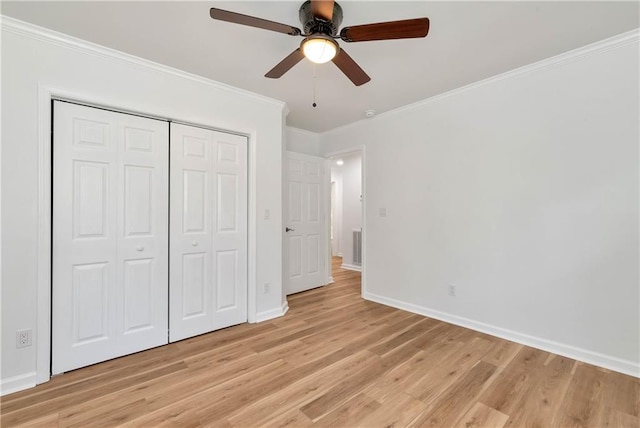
[217,173,237,232]
[288,236,302,278]
[183,136,208,159]
[73,118,108,148]
[183,170,207,234]
[308,183,320,223]
[124,127,153,152]
[124,166,153,237]
[53,101,169,375]
[73,161,108,239]
[182,253,206,318]
[306,161,320,177]
[216,250,237,310]
[307,235,319,274]
[170,123,248,342]
[123,259,153,332]
[217,142,237,163]
[289,158,301,175]
[289,182,302,223]
[72,263,109,344]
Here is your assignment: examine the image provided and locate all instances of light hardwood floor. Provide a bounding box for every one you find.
[1,257,638,427]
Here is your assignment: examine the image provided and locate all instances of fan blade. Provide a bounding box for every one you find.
[311,0,335,21]
[265,49,305,78]
[210,8,301,36]
[340,18,429,42]
[332,49,371,86]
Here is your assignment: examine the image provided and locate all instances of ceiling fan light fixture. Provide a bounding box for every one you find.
[301,36,338,64]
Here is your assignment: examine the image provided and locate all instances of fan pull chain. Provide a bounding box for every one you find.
[312,64,317,108]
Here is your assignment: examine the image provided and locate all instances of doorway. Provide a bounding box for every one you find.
[327,150,364,285]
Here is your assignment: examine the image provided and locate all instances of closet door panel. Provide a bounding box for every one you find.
[53,101,168,374]
[116,113,168,351]
[211,131,248,330]
[170,125,247,341]
[169,124,214,342]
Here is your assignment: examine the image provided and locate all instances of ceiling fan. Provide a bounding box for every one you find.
[210,0,430,86]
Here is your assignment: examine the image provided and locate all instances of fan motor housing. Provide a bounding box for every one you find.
[299,0,343,36]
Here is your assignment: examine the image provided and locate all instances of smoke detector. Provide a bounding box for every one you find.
[365,110,376,118]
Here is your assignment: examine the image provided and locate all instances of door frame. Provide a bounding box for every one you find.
[323,146,367,297]
[35,85,258,384]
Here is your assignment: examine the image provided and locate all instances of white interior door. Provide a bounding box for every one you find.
[169,123,247,342]
[52,101,169,374]
[285,151,327,295]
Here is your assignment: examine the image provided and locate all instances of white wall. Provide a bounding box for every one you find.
[286,127,320,156]
[321,32,640,376]
[1,18,287,393]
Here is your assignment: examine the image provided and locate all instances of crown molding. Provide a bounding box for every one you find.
[287,126,321,137]
[322,27,640,136]
[0,15,288,112]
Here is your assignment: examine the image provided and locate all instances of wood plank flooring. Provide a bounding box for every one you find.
[1,257,638,427]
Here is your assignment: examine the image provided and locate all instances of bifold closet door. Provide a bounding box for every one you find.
[52,101,169,374]
[169,123,248,342]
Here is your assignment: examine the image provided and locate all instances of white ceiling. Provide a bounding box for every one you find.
[2,1,638,132]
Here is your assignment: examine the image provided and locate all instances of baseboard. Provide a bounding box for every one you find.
[364,291,639,378]
[337,252,343,257]
[255,301,289,323]
[0,372,37,396]
[341,263,362,272]
[328,276,335,284]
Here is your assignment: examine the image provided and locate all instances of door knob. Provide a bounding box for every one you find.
[286,227,295,232]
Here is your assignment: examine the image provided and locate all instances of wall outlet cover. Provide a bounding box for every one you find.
[16,329,32,348]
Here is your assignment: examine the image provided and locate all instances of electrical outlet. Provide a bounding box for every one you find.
[16,329,32,348]
[264,283,270,294]
[448,284,456,297]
